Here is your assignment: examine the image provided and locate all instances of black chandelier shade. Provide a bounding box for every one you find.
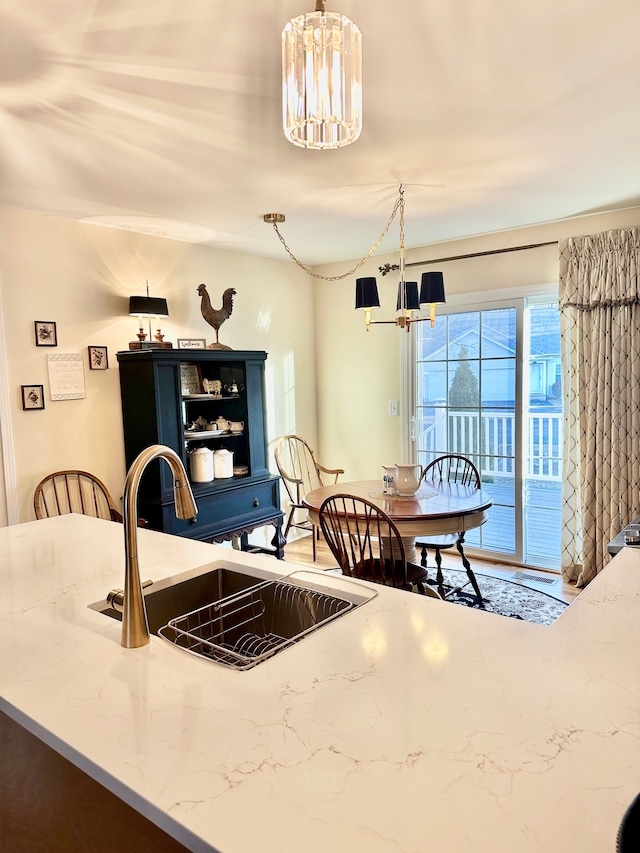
[419,271,446,306]
[129,295,169,317]
[355,269,445,332]
[397,281,420,311]
[355,277,380,310]
[356,274,445,312]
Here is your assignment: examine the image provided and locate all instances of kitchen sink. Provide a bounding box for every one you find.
[90,565,375,670]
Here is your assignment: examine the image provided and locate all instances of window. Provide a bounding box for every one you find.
[411,296,562,569]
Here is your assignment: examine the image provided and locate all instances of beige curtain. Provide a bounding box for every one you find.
[559,227,640,586]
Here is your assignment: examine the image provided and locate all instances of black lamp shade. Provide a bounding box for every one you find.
[129,295,169,317]
[419,271,446,305]
[396,281,420,311]
[355,277,380,310]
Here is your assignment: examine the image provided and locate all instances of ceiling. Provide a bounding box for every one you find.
[1,0,639,266]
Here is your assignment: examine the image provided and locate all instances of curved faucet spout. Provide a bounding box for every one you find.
[121,444,197,648]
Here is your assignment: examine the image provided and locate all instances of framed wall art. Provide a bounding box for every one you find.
[47,353,86,401]
[34,321,57,347]
[21,385,45,410]
[179,363,203,396]
[177,338,206,350]
[88,345,109,370]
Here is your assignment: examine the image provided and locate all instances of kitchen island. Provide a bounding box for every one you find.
[1,515,638,852]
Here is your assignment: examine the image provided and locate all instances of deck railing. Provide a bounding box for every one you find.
[419,409,562,481]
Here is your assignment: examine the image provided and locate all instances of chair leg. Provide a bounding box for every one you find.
[456,538,484,606]
[434,548,446,598]
[283,508,295,540]
[312,525,318,561]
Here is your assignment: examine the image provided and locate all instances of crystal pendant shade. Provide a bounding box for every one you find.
[282,10,363,149]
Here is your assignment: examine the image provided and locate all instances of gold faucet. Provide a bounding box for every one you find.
[121,444,197,649]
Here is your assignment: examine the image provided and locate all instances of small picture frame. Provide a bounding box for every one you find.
[34,321,57,347]
[180,363,203,396]
[21,384,45,410]
[177,338,207,350]
[88,345,109,370]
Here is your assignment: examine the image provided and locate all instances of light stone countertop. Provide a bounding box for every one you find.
[0,514,638,853]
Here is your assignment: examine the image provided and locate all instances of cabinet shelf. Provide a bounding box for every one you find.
[184,431,244,441]
[182,394,241,401]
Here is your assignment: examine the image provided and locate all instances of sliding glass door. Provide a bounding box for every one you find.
[411,297,561,569]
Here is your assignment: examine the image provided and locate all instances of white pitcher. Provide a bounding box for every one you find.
[395,463,424,496]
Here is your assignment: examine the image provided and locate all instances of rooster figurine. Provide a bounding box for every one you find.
[197,284,236,350]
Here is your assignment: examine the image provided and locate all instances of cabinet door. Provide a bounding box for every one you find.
[181,362,248,480]
[245,357,269,478]
[155,361,185,499]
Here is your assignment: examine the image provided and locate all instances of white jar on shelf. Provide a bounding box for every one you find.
[189,447,214,483]
[213,448,234,478]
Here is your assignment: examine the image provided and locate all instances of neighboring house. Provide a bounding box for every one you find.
[528,304,561,408]
[419,304,560,411]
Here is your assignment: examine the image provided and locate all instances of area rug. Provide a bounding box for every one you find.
[428,568,568,625]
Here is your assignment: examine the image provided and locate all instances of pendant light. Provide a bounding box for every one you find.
[282,0,363,149]
[354,188,446,332]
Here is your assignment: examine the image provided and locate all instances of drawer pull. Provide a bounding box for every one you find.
[253,498,260,507]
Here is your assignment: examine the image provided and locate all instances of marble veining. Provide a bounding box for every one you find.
[0,515,639,852]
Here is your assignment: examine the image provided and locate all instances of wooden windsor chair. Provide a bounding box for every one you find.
[273,435,344,560]
[416,454,484,604]
[319,493,441,598]
[34,470,123,522]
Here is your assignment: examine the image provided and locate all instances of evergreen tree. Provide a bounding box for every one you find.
[449,346,479,407]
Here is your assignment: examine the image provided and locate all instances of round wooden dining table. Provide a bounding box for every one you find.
[302,479,493,563]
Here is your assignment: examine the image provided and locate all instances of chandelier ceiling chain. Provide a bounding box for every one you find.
[264,187,405,281]
[264,186,446,331]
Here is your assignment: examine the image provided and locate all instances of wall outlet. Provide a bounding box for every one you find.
[389,400,399,416]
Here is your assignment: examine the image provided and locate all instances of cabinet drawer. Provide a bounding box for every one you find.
[166,478,282,541]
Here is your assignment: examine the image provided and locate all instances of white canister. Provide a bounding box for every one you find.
[189,447,214,483]
[213,448,234,479]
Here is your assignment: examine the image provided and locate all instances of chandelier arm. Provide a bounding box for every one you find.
[268,187,404,282]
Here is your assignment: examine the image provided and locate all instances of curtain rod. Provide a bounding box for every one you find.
[379,240,558,275]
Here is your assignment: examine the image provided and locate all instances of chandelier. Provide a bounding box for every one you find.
[282,0,363,149]
[355,187,446,332]
[263,185,446,331]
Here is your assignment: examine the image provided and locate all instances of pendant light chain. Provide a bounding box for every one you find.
[267,186,405,281]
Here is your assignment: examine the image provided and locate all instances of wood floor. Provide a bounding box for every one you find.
[281,531,580,604]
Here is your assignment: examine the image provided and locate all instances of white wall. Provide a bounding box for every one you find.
[3,204,640,525]
[312,207,640,482]
[0,209,316,523]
